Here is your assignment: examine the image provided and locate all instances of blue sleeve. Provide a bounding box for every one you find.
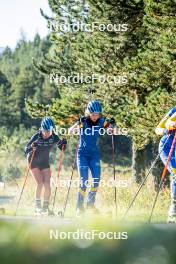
[167,108,176,117]
[100,117,106,128]
[24,133,39,156]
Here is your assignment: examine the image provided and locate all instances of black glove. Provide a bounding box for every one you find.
[57,138,67,151]
[77,116,86,125]
[109,117,116,125]
[107,117,116,127]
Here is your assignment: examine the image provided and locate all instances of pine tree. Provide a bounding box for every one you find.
[0,71,16,127]
[27,0,176,184]
[0,35,56,129]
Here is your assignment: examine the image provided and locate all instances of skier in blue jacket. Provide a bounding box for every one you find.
[25,117,67,215]
[69,100,116,217]
[155,107,176,222]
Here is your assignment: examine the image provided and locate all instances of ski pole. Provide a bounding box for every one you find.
[14,148,36,216]
[112,134,117,218]
[60,143,78,218]
[148,131,176,223]
[51,144,65,215]
[122,134,171,221]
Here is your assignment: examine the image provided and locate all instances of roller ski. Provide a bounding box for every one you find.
[41,205,55,217]
[34,200,53,217]
[167,201,176,223]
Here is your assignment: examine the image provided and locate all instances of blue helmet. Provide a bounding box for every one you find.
[41,117,55,132]
[86,100,102,114]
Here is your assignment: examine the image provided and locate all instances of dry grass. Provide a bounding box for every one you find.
[0,161,171,223]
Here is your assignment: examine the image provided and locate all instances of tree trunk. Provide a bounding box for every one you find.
[132,142,147,184]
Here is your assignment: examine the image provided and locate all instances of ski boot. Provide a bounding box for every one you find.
[35,206,43,216]
[41,207,49,216]
[167,201,176,223]
[47,208,55,216]
[41,201,50,216]
[41,207,55,217]
[76,207,85,218]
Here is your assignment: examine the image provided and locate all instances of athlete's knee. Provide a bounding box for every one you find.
[43,176,51,185]
[43,181,51,189]
[37,182,43,189]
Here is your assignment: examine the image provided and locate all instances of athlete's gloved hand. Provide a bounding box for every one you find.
[31,141,38,150]
[109,117,116,125]
[57,138,67,151]
[107,117,116,127]
[77,116,86,125]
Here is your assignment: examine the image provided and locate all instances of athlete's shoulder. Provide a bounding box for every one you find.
[26,132,40,146]
[81,116,88,127]
[99,116,106,121]
[99,116,106,124]
[98,116,106,127]
[31,131,40,140]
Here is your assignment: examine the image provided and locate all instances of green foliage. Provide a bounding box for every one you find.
[0,71,15,126]
[0,34,58,129]
[29,0,176,151]
[3,164,22,181]
[0,125,37,182]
